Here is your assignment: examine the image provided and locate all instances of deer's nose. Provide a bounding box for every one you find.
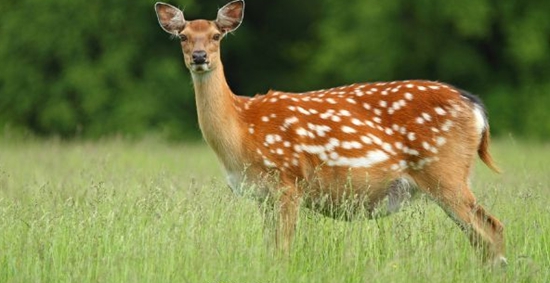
[192,50,207,64]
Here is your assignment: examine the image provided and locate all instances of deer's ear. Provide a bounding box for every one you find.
[155,2,186,35]
[216,0,245,34]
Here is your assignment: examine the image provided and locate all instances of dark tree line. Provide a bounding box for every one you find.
[1,0,549,139]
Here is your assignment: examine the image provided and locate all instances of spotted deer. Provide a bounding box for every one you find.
[155,0,506,266]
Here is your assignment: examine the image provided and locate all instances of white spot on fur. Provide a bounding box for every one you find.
[363,103,371,110]
[342,125,357,133]
[265,134,276,144]
[346,98,357,104]
[263,159,276,167]
[441,120,454,132]
[327,150,389,168]
[308,123,331,137]
[296,128,308,136]
[342,141,363,150]
[283,116,299,128]
[422,112,432,121]
[368,134,382,145]
[297,106,311,115]
[300,144,326,158]
[327,138,341,150]
[319,111,332,120]
[351,118,364,126]
[435,107,447,115]
[392,124,400,131]
[360,135,373,144]
[339,110,351,116]
[422,141,431,151]
[382,143,395,155]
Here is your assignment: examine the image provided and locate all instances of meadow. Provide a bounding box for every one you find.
[0,137,548,282]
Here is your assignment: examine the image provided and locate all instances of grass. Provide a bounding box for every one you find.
[0,137,549,282]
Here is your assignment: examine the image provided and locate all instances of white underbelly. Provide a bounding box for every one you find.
[226,170,245,196]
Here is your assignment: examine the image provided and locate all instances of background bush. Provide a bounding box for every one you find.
[1,0,549,140]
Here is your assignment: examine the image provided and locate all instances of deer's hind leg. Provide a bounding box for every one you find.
[410,166,506,266]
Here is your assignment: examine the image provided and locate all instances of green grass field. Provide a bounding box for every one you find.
[1,138,549,282]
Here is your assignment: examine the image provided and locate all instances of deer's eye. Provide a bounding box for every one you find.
[212,33,222,41]
[179,34,188,42]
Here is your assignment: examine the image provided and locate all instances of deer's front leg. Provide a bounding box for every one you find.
[261,184,300,255]
[275,188,300,254]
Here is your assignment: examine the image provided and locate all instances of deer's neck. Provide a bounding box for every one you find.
[191,65,244,170]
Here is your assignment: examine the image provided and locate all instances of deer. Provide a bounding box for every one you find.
[154,0,506,266]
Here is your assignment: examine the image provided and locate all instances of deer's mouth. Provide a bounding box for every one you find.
[190,62,211,73]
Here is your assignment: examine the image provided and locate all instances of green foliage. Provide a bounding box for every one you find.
[0,0,549,139]
[0,0,198,139]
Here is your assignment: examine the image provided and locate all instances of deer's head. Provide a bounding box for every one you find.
[155,1,245,74]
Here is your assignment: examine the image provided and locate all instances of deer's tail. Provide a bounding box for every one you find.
[478,126,500,173]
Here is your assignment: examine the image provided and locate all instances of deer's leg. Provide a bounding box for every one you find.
[275,187,300,254]
[260,183,300,255]
[259,198,277,249]
[413,174,506,266]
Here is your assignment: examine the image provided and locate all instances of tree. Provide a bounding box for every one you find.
[1,0,549,139]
